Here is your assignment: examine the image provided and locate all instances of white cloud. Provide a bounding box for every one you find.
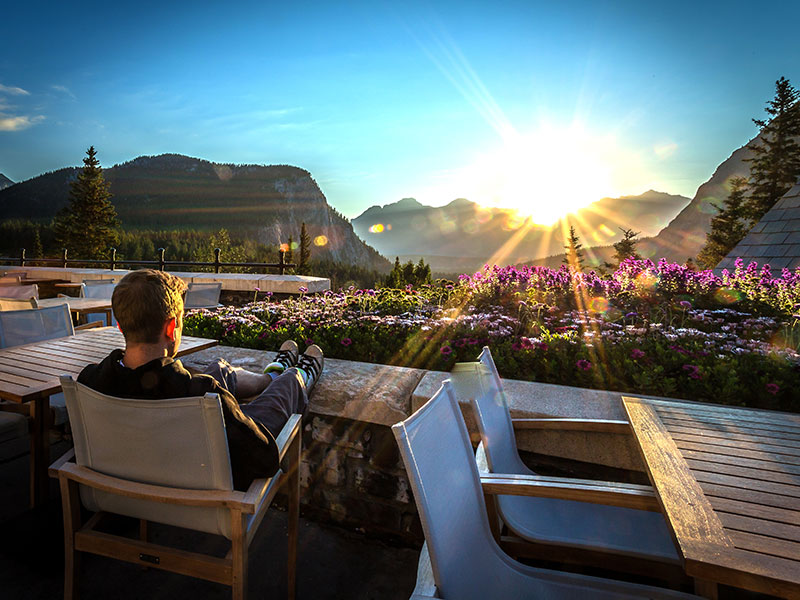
[0,115,45,131]
[0,84,30,96]
[52,85,76,99]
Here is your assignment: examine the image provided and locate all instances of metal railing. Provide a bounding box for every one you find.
[0,248,296,275]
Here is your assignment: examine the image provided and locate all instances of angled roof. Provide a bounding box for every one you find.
[717,182,800,271]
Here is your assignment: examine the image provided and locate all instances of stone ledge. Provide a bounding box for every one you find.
[6,266,330,294]
[181,346,422,427]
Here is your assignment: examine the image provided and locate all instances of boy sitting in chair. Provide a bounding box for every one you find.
[78,269,323,489]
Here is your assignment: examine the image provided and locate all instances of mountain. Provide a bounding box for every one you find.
[0,174,13,191]
[635,138,758,263]
[0,154,389,270]
[352,190,689,271]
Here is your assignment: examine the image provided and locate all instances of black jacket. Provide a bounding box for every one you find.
[78,349,278,490]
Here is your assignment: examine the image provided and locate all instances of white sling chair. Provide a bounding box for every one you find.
[449,347,681,579]
[0,283,39,301]
[81,280,117,326]
[51,377,301,600]
[184,282,223,309]
[393,382,697,600]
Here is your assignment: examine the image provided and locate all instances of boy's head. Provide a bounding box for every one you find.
[112,269,187,345]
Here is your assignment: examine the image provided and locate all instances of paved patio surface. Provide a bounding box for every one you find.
[0,441,419,600]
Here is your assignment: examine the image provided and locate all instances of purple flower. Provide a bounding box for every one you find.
[511,342,522,351]
[341,337,352,346]
[454,338,467,348]
[576,359,592,371]
[537,342,549,352]
[298,286,308,293]
[679,300,692,309]
[630,348,646,359]
[766,383,780,395]
[682,364,702,380]
[440,345,453,355]
[305,338,314,346]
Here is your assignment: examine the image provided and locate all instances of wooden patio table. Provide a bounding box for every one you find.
[0,327,217,507]
[37,297,114,326]
[623,396,800,599]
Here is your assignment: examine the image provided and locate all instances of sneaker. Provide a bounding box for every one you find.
[296,344,324,394]
[264,340,299,375]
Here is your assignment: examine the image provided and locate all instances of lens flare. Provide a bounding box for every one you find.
[463,219,478,234]
[313,235,328,247]
[699,196,720,215]
[589,297,609,313]
[279,243,289,252]
[368,223,385,233]
[714,287,741,305]
[439,220,456,234]
[635,271,657,291]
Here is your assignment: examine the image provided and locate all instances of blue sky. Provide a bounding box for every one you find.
[1,0,798,220]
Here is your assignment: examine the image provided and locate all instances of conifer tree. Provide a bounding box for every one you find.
[562,225,584,271]
[613,228,641,265]
[745,77,800,221]
[298,222,311,275]
[697,176,750,268]
[54,146,120,258]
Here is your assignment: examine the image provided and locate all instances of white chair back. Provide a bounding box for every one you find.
[0,284,39,300]
[61,376,237,538]
[0,304,73,348]
[184,282,222,309]
[83,282,115,299]
[450,348,529,474]
[0,297,38,311]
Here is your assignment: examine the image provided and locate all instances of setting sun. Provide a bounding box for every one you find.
[469,125,620,225]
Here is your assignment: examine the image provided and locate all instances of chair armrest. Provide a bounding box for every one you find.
[275,413,302,472]
[75,321,104,331]
[54,461,257,513]
[512,418,631,434]
[49,447,76,477]
[480,473,659,512]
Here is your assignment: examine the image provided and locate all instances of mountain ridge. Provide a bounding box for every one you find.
[0,154,388,270]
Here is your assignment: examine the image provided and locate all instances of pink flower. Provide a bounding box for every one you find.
[576,359,592,371]
[766,383,780,395]
[298,286,308,293]
[630,348,646,360]
[682,364,702,380]
[440,345,453,355]
[341,337,352,346]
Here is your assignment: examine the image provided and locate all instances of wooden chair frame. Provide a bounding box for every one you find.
[50,413,302,600]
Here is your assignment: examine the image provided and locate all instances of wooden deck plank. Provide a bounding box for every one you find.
[683,448,800,477]
[658,413,800,441]
[622,397,732,559]
[670,432,800,459]
[719,513,800,545]
[648,399,800,426]
[710,497,800,527]
[685,458,800,488]
[667,423,800,450]
[701,481,800,512]
[0,356,84,378]
[676,439,800,468]
[728,530,800,562]
[692,471,800,499]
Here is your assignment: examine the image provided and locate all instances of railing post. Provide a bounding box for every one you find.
[278,249,285,275]
[19,248,25,267]
[62,248,68,269]
[158,248,165,271]
[110,248,117,271]
[214,248,221,274]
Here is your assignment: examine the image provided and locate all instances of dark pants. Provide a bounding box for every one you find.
[204,360,308,438]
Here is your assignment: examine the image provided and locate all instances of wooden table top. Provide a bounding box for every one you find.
[0,327,217,403]
[623,397,800,599]
[37,297,112,314]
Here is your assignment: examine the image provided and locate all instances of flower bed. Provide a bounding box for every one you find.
[184,259,800,412]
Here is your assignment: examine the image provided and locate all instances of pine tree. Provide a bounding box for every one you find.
[745,77,800,221]
[298,222,311,275]
[613,228,641,265]
[562,225,584,271]
[32,226,44,259]
[697,176,751,268]
[54,146,120,258]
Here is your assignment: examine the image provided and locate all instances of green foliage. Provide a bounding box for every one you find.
[298,222,311,275]
[612,228,640,265]
[53,146,120,259]
[285,236,294,272]
[382,257,432,288]
[745,77,800,221]
[308,259,383,290]
[697,177,751,268]
[562,225,584,271]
